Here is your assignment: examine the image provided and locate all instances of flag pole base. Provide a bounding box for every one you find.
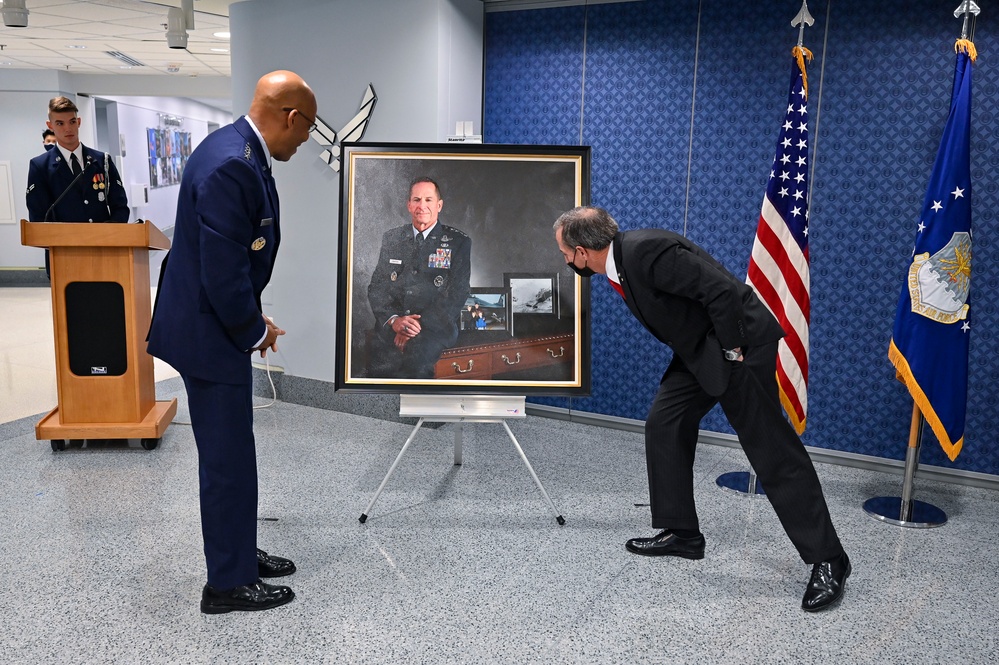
[862,496,947,528]
[716,471,767,496]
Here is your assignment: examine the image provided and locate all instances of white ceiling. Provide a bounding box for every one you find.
[0,0,232,77]
[0,0,638,78]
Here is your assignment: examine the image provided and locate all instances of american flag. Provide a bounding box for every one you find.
[746,47,812,435]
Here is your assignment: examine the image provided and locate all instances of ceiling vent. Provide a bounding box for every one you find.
[105,51,145,67]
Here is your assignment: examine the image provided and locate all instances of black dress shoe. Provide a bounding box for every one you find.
[257,548,296,578]
[201,580,295,614]
[801,551,851,612]
[625,530,705,559]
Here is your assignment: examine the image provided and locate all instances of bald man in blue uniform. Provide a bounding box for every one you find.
[148,71,317,614]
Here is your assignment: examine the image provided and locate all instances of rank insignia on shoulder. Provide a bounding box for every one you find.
[251,237,266,251]
[244,143,253,160]
[434,275,444,287]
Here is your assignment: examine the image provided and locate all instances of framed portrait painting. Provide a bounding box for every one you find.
[336,142,590,395]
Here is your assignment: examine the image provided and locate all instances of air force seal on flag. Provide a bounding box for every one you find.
[907,231,971,324]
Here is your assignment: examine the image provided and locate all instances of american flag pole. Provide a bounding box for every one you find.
[717,1,815,497]
[745,3,814,436]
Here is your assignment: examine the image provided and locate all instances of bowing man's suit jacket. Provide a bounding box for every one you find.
[26,145,128,223]
[147,116,279,385]
[611,230,785,397]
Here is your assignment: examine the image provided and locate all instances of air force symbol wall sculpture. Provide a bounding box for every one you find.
[309,84,377,172]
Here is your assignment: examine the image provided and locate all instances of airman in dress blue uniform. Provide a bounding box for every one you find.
[26,97,128,276]
[26,96,128,224]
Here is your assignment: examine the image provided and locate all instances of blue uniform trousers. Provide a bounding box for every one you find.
[182,372,258,589]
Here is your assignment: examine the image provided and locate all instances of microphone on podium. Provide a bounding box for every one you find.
[44,157,96,222]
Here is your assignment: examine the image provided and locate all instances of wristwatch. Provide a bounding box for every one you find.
[723,348,741,361]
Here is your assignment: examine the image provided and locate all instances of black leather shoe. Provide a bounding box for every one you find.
[257,548,296,578]
[625,530,705,559]
[802,551,851,612]
[201,580,294,614]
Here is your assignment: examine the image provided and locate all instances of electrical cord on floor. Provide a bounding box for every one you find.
[253,352,278,410]
[170,349,281,426]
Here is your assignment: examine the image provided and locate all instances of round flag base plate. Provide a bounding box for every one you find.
[863,496,947,528]
[716,471,767,497]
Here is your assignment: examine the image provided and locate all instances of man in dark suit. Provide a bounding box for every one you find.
[366,177,471,379]
[147,71,317,614]
[554,205,850,612]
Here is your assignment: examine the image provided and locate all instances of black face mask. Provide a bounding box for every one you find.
[566,247,596,278]
[44,143,55,151]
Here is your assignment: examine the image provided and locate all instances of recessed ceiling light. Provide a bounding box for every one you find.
[68,44,86,49]
[212,31,230,39]
[119,65,133,69]
[210,48,228,53]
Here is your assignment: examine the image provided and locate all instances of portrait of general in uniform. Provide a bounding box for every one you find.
[337,143,590,396]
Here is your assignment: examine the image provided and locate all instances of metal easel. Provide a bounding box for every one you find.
[359,394,565,525]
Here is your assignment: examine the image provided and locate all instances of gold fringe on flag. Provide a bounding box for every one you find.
[792,46,814,98]
[778,381,806,435]
[888,339,964,461]
[955,38,977,63]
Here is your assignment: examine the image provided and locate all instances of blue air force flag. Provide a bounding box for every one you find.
[888,43,974,462]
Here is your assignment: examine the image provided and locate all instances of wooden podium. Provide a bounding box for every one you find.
[20,220,178,451]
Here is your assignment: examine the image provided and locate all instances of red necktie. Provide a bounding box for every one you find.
[609,279,625,299]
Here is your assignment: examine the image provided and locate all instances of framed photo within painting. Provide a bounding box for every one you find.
[505,272,559,321]
[336,142,590,395]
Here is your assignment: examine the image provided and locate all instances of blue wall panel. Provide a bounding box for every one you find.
[484,0,998,476]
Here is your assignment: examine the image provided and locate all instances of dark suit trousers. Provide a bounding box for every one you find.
[182,373,259,589]
[644,342,843,564]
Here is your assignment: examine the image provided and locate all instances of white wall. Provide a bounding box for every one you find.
[103,95,231,230]
[0,71,78,267]
[230,0,484,384]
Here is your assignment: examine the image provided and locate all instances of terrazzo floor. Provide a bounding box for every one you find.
[1,380,997,664]
[1,286,997,663]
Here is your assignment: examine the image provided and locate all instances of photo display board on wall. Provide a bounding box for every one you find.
[146,126,191,188]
